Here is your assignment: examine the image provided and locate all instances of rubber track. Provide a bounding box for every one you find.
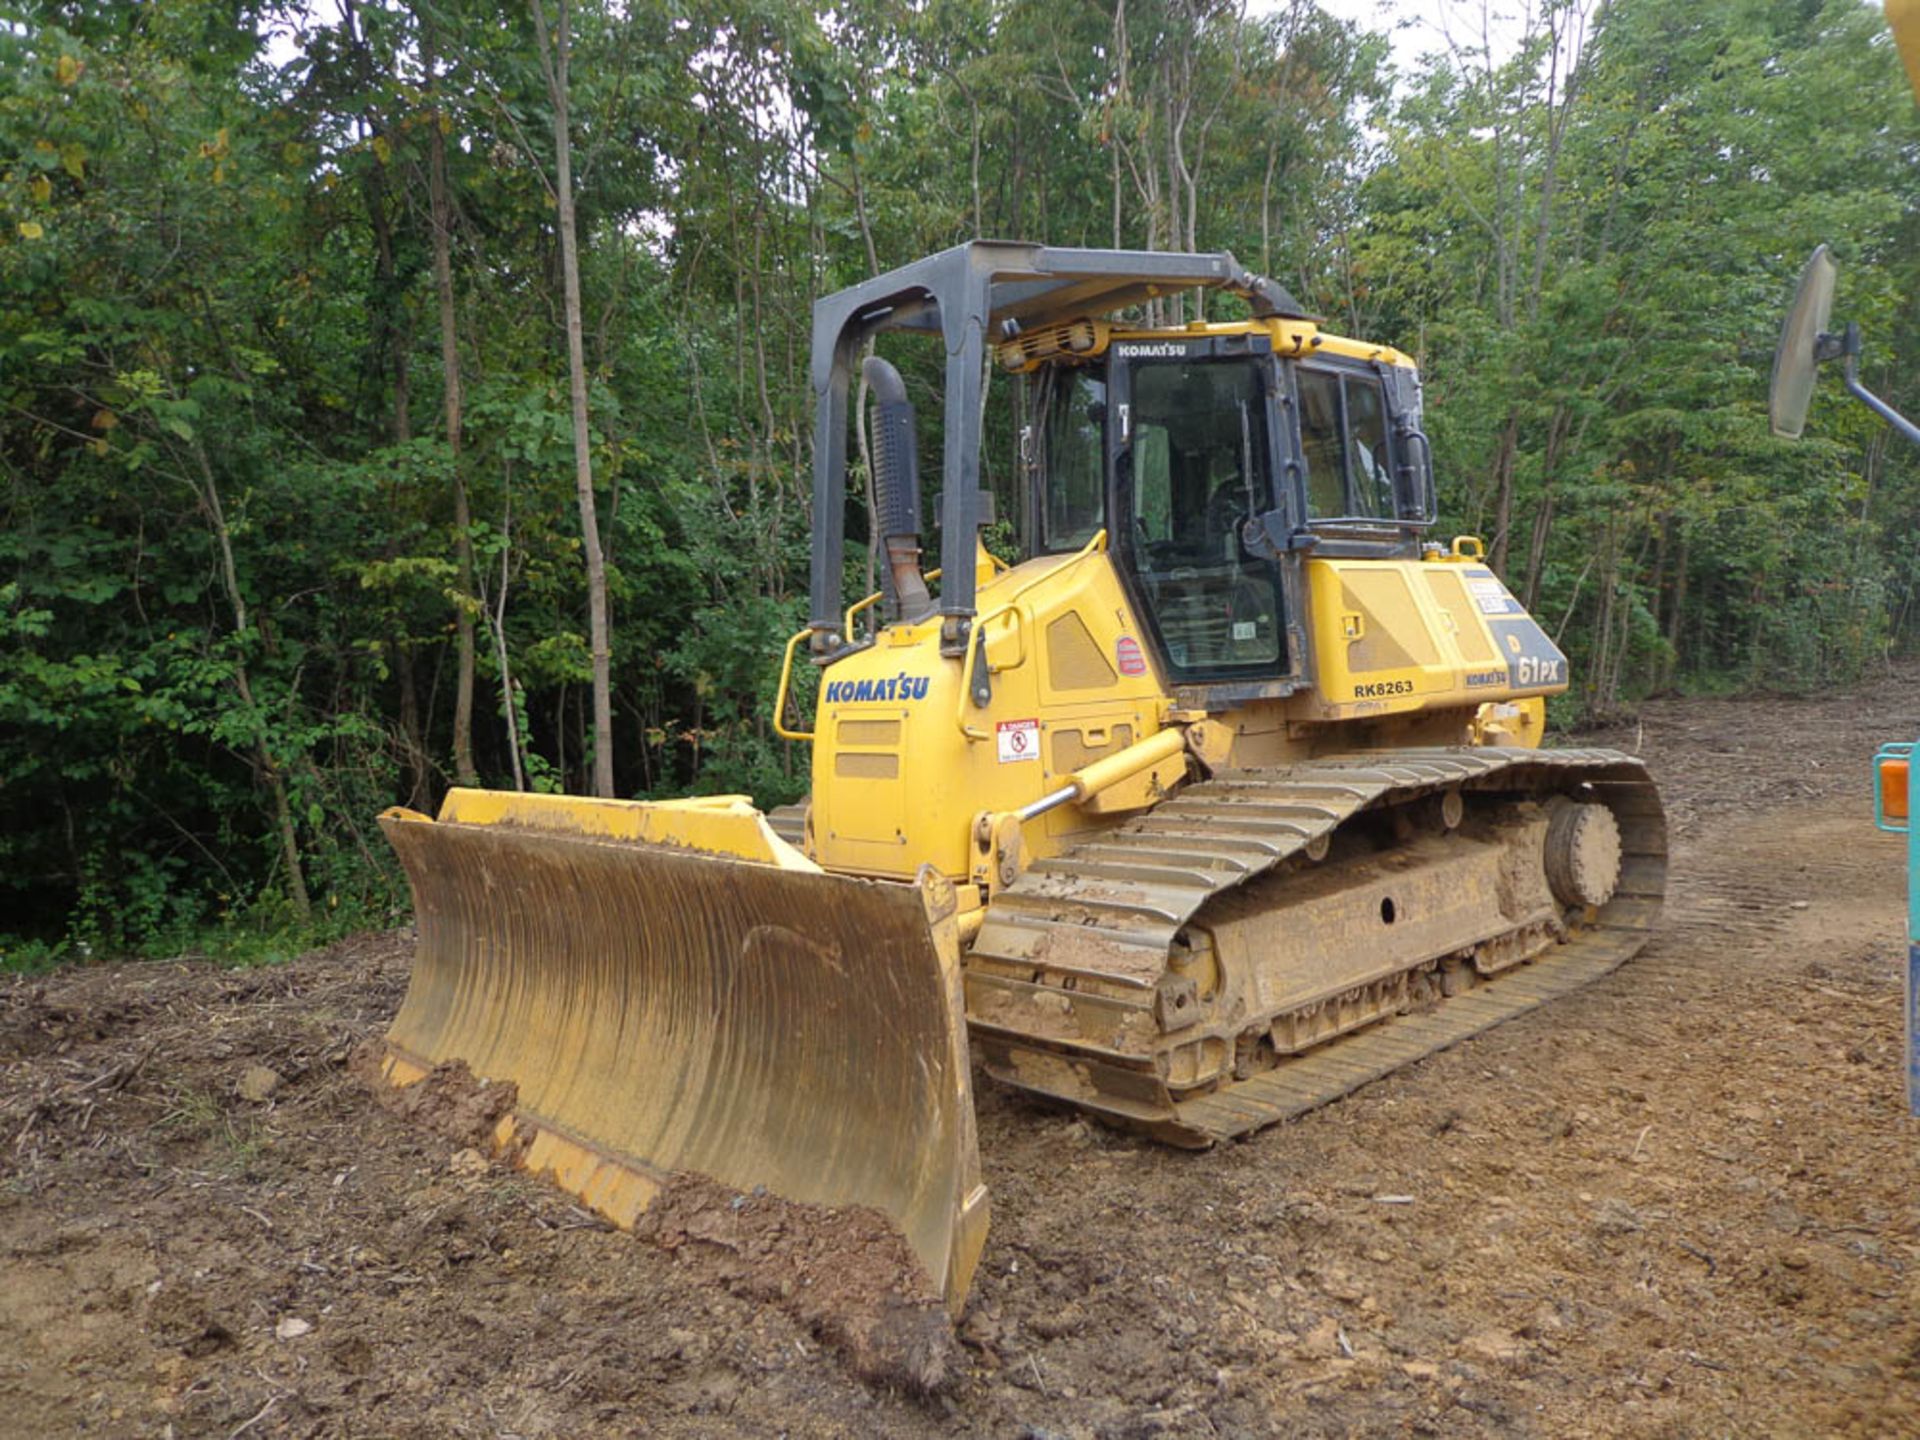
[968,747,1667,1142]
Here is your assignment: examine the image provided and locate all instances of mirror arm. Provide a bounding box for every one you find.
[1842,325,1920,450]
[1844,369,1920,450]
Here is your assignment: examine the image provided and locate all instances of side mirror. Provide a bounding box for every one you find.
[1768,243,1920,449]
[1768,244,1838,439]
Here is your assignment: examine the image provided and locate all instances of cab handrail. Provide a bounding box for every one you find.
[772,627,815,741]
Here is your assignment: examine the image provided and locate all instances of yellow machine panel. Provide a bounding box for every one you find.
[806,537,1575,879]
[808,537,1182,880]
[1299,553,1570,722]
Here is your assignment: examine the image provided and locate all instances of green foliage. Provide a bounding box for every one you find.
[1,0,1915,958]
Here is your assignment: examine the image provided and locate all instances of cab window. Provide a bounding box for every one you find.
[1298,367,1394,519]
[1041,370,1106,550]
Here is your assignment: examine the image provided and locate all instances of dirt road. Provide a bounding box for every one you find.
[4,675,1917,1437]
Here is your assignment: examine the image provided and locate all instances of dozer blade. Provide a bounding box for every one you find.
[376,790,989,1313]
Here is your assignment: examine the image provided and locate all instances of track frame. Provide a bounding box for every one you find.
[964,748,1667,1145]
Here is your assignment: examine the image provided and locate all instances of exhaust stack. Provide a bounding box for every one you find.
[862,356,934,622]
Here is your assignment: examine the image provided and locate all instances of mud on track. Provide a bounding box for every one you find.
[4,672,1918,1438]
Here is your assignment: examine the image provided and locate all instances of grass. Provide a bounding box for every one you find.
[158,1084,272,1177]
[1,896,403,976]
[0,937,77,975]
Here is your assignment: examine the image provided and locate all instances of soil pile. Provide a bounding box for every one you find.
[635,1176,958,1392]
[352,1048,518,1152]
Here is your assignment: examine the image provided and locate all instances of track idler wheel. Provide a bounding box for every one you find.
[1544,797,1623,908]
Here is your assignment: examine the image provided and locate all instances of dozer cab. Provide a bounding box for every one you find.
[376,243,1667,1313]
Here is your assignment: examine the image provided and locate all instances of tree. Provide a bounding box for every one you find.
[530,0,614,797]
[421,20,481,790]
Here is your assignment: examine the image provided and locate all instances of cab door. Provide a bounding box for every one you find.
[1108,338,1298,689]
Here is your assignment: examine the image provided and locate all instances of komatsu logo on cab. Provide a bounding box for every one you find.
[824,673,931,704]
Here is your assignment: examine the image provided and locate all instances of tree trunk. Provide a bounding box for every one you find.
[1520,403,1572,608]
[1111,0,1128,249]
[396,643,427,809]
[344,0,409,446]
[532,0,615,797]
[1524,4,1579,321]
[488,481,527,794]
[848,148,878,275]
[1589,519,1618,715]
[1259,140,1277,274]
[364,156,410,445]
[180,423,310,921]
[424,32,479,789]
[1646,511,1669,690]
[1487,411,1519,575]
[1664,531,1689,684]
[1521,489,1555,612]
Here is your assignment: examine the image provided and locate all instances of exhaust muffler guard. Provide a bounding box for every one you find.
[377,792,989,1313]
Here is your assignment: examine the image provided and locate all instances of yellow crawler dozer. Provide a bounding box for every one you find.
[377,244,1666,1313]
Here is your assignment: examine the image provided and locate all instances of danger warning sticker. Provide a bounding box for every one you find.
[1115,636,1147,676]
[996,718,1040,764]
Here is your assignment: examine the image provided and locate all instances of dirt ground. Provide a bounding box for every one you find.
[4,673,1919,1438]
